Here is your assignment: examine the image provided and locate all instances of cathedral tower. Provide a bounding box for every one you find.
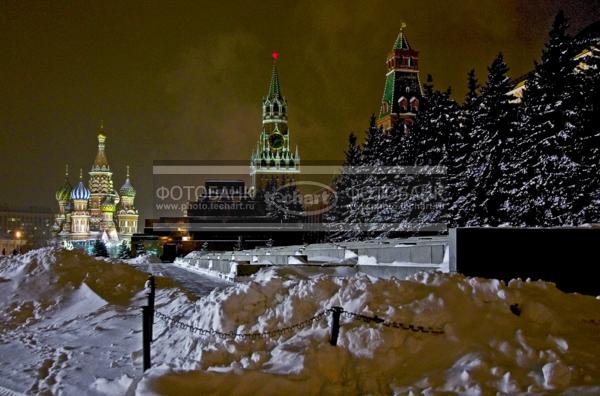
[88,122,118,233]
[377,24,423,131]
[54,164,72,235]
[116,166,139,238]
[250,53,300,190]
[70,169,91,237]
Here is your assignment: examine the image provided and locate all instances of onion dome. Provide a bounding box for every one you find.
[101,195,116,212]
[71,169,91,201]
[119,166,136,197]
[55,165,72,202]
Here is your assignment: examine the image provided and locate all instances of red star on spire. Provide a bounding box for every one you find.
[271,52,279,60]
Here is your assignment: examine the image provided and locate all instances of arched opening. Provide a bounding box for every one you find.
[398,97,408,112]
[410,97,419,112]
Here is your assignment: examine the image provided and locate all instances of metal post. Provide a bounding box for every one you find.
[329,306,343,346]
[142,305,151,371]
[147,275,155,308]
[147,275,155,342]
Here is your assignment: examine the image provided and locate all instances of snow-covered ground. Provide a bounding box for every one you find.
[1,248,600,395]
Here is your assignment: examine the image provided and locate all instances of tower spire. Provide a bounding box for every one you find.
[79,168,83,180]
[126,165,130,178]
[268,52,282,99]
[65,164,69,178]
[393,22,410,50]
[92,129,110,171]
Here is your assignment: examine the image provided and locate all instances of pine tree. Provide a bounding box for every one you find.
[572,38,600,222]
[465,69,480,107]
[327,132,362,227]
[117,240,132,259]
[447,70,480,226]
[404,82,461,230]
[93,239,109,257]
[459,53,517,226]
[343,115,385,239]
[506,11,582,226]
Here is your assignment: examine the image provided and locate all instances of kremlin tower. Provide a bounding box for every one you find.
[377,24,423,131]
[250,53,300,190]
[52,123,139,248]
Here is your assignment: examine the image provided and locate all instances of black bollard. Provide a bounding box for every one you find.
[147,275,155,341]
[329,306,343,346]
[142,305,151,371]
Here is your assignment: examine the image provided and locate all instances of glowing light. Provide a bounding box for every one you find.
[15,231,22,239]
[271,52,279,60]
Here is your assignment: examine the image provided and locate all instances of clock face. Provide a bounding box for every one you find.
[269,133,284,149]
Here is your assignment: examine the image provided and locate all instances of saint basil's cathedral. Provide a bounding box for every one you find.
[52,124,139,247]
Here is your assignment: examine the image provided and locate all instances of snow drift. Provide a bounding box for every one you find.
[139,267,600,395]
[1,248,600,395]
[0,248,181,395]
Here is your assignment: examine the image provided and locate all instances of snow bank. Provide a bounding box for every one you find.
[137,267,600,395]
[2,248,600,395]
[0,248,151,331]
[0,248,182,395]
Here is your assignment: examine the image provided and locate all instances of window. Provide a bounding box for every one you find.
[410,97,419,112]
[273,103,279,113]
[398,97,408,112]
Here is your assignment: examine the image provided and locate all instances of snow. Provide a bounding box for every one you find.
[2,247,600,395]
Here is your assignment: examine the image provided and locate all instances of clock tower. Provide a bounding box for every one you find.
[250,53,300,190]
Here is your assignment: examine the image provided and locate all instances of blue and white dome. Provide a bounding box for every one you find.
[71,169,91,200]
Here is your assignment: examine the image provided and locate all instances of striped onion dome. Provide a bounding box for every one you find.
[55,165,72,202]
[71,169,91,200]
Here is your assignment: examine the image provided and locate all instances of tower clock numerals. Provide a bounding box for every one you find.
[269,132,284,149]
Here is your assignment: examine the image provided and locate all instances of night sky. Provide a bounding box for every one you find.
[1,0,599,221]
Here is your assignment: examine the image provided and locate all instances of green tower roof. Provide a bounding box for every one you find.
[393,23,410,50]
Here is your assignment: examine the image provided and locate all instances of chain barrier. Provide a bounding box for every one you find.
[341,311,445,335]
[154,307,444,340]
[155,309,331,340]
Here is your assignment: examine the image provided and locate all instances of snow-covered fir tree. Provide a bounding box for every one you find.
[405,82,461,229]
[505,11,585,226]
[576,43,600,222]
[456,53,518,226]
[446,70,480,226]
[93,239,109,257]
[343,115,387,238]
[117,240,131,259]
[326,132,362,235]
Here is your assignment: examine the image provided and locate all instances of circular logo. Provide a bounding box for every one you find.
[267,181,338,217]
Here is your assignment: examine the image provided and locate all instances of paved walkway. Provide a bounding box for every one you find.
[132,263,230,296]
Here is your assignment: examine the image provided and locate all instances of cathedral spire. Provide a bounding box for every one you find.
[93,125,110,171]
